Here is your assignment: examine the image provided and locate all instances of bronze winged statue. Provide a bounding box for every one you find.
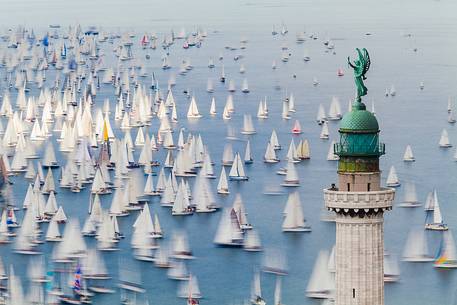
[348,48,370,101]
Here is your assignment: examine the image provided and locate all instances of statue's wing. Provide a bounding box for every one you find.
[362,48,370,75]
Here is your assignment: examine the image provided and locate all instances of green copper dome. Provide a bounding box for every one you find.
[335,101,385,159]
[340,103,379,133]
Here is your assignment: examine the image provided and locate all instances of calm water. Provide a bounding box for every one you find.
[1,0,457,304]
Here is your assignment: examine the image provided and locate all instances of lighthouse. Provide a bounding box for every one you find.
[324,49,395,305]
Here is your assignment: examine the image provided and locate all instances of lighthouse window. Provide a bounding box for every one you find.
[367,183,371,191]
[347,183,350,191]
[353,289,356,298]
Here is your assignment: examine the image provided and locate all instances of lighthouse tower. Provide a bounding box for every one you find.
[324,97,395,304]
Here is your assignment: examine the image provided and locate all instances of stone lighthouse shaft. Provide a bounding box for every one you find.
[324,49,395,305]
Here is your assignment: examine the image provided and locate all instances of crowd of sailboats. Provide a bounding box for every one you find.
[0,19,454,305]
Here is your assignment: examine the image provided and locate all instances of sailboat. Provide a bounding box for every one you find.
[303,48,310,61]
[425,197,448,231]
[434,230,457,268]
[291,120,302,134]
[242,79,250,93]
[384,254,400,282]
[316,104,326,124]
[177,274,202,299]
[448,111,456,124]
[244,230,262,252]
[282,192,311,231]
[244,140,254,164]
[172,182,194,216]
[273,277,283,305]
[389,85,396,96]
[167,261,189,280]
[264,142,279,163]
[42,142,59,168]
[439,129,452,147]
[233,194,252,230]
[217,167,230,194]
[320,121,329,139]
[250,272,266,305]
[241,114,256,134]
[399,182,420,207]
[207,78,214,93]
[229,153,248,180]
[209,97,217,115]
[187,97,202,118]
[386,166,400,187]
[257,99,268,119]
[213,208,244,247]
[172,231,194,259]
[327,96,342,120]
[270,130,281,150]
[326,141,339,161]
[306,250,334,299]
[228,79,236,92]
[281,162,300,187]
[296,139,310,160]
[424,189,439,211]
[403,145,415,161]
[402,227,433,262]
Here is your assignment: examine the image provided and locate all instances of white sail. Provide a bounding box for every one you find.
[384,254,400,282]
[439,129,452,147]
[241,114,256,134]
[250,271,264,304]
[177,274,201,299]
[209,97,217,115]
[296,139,310,160]
[244,229,262,251]
[187,96,202,118]
[270,130,281,149]
[217,167,229,194]
[274,277,282,305]
[214,208,244,246]
[328,96,342,120]
[282,192,310,231]
[400,182,420,207]
[244,140,253,163]
[402,227,433,262]
[229,153,248,180]
[326,140,339,161]
[316,104,326,123]
[306,250,334,298]
[282,161,299,186]
[264,142,279,163]
[424,189,437,211]
[403,145,415,161]
[386,166,400,187]
[320,121,329,139]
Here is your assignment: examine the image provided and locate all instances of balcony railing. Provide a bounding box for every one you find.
[324,187,395,210]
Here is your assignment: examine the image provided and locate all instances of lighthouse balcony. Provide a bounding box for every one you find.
[324,187,394,211]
